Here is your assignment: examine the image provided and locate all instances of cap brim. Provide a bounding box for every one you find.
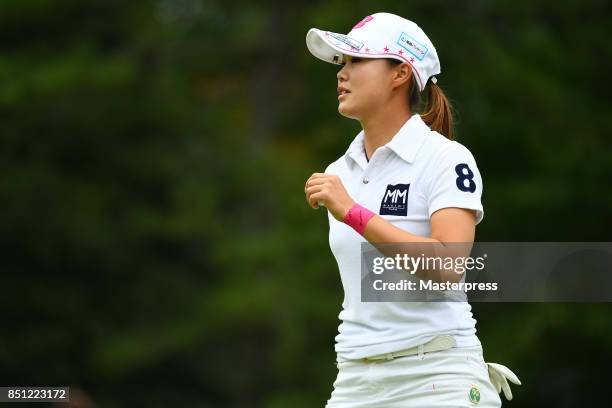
[306,28,373,65]
[305,27,425,91]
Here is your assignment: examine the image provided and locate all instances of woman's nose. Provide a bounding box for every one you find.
[337,65,348,81]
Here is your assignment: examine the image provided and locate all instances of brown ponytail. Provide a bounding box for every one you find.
[420,80,455,140]
[387,60,455,140]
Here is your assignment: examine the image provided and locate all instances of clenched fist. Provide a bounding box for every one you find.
[304,173,355,222]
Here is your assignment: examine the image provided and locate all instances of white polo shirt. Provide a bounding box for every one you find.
[325,113,484,362]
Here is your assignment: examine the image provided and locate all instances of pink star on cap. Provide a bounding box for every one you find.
[398,49,404,55]
[384,46,389,52]
[410,57,415,63]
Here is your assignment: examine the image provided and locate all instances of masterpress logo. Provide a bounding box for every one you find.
[368,253,496,293]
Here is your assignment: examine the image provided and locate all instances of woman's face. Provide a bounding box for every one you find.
[336,55,398,120]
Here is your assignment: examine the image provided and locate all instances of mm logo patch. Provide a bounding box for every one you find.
[379,184,409,216]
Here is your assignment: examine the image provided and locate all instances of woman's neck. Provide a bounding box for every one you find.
[360,107,413,161]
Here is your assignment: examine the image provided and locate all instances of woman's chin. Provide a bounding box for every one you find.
[338,104,360,119]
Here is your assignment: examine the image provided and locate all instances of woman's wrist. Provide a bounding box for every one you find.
[343,203,376,235]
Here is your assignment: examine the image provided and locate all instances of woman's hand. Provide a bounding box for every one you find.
[305,173,355,221]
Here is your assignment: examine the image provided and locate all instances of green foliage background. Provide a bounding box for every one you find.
[1,0,610,406]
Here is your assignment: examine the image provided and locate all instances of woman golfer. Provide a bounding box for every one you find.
[304,12,520,407]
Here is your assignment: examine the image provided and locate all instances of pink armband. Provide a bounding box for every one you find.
[343,203,376,235]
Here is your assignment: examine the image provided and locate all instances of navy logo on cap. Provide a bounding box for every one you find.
[380,184,410,216]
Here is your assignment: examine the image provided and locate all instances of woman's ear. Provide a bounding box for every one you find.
[392,63,412,88]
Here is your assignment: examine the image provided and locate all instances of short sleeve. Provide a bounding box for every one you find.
[427,142,484,225]
[324,158,341,176]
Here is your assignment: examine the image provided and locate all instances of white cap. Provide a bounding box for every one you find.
[306,12,441,92]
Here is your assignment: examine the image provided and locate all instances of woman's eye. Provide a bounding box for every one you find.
[339,57,362,66]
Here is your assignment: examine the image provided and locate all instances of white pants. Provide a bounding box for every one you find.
[326,345,502,407]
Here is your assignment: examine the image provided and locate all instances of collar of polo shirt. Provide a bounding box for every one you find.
[344,113,430,167]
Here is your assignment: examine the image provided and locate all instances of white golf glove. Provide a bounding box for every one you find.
[486,362,522,400]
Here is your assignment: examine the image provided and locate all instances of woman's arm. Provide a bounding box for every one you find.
[305,173,476,283]
[362,207,476,283]
[364,207,475,244]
